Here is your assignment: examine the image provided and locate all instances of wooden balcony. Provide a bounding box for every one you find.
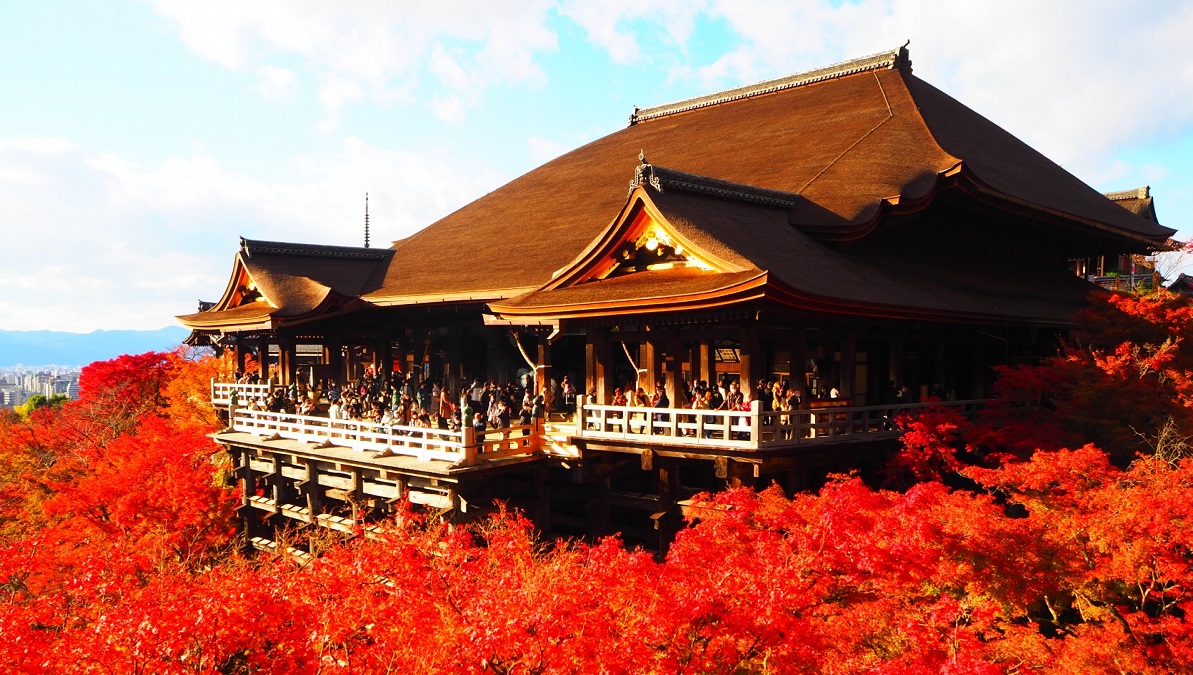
[574,396,984,451]
[212,381,985,465]
[226,408,542,468]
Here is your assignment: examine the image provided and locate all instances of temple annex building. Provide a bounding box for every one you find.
[179,46,1174,556]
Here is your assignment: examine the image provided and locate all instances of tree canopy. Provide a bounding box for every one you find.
[1,290,1192,673]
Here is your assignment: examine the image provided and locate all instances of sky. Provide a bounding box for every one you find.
[2,0,1192,333]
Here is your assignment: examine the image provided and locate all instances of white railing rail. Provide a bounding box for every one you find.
[227,407,542,467]
[212,378,275,406]
[576,396,985,450]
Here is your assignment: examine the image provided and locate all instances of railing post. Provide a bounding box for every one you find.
[462,426,477,466]
[749,400,762,447]
[576,395,586,435]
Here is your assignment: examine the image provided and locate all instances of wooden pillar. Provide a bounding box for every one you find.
[486,329,505,384]
[699,341,716,387]
[301,458,322,524]
[728,459,756,489]
[257,337,270,382]
[447,325,464,393]
[534,464,551,535]
[277,339,294,387]
[237,448,257,543]
[327,336,343,386]
[586,330,614,404]
[739,328,761,399]
[889,338,904,387]
[590,476,612,538]
[394,337,408,379]
[664,333,684,407]
[792,328,807,399]
[235,342,247,374]
[638,340,657,393]
[840,330,858,399]
[379,339,394,380]
[656,459,681,555]
[536,338,553,409]
[934,340,948,397]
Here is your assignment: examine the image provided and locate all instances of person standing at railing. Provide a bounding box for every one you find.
[725,380,744,410]
[708,382,724,411]
[519,401,533,436]
[651,383,671,430]
[437,387,452,430]
[494,399,511,429]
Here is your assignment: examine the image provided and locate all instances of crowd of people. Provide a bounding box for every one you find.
[228,368,547,434]
[226,367,943,442]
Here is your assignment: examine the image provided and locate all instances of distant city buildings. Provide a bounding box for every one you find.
[0,367,82,408]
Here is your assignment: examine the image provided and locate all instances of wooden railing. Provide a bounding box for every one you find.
[227,408,542,467]
[212,379,274,407]
[575,396,985,450]
[219,390,985,463]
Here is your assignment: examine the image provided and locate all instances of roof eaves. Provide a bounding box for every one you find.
[641,162,800,209]
[1104,186,1151,201]
[629,43,911,124]
[240,237,395,261]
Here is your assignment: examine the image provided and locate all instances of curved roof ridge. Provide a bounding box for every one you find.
[1104,186,1150,201]
[635,159,800,209]
[241,237,393,261]
[629,43,911,124]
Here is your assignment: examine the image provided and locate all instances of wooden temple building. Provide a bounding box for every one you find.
[179,46,1174,555]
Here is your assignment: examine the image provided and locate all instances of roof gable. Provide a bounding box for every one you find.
[544,158,768,291]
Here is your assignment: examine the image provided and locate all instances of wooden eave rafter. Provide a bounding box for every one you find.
[544,186,750,290]
[758,277,1078,327]
[365,286,538,308]
[488,271,769,321]
[951,168,1174,251]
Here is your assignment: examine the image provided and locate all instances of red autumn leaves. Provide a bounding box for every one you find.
[0,289,1191,673]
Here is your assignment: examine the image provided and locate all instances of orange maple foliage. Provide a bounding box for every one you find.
[1,290,1192,673]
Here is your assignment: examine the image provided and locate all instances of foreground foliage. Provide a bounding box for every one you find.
[0,291,1191,673]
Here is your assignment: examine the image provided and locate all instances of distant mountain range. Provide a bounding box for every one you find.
[0,327,192,367]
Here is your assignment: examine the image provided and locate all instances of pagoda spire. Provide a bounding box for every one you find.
[364,193,370,248]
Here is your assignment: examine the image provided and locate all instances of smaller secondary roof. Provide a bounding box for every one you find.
[177,238,393,331]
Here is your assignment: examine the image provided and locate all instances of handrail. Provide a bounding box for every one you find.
[212,379,275,406]
[575,396,985,450]
[227,407,542,467]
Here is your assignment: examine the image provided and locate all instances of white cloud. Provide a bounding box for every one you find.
[315,75,365,133]
[255,64,298,101]
[148,0,559,129]
[0,135,503,331]
[559,0,706,64]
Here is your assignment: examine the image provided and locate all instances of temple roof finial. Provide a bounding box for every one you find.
[364,193,370,249]
[629,151,662,195]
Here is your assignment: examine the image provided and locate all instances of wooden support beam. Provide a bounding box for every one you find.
[841,330,858,399]
[792,328,808,399]
[739,328,761,399]
[656,460,681,554]
[638,340,656,393]
[591,330,613,404]
[257,337,270,382]
[699,341,716,388]
[664,333,684,408]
